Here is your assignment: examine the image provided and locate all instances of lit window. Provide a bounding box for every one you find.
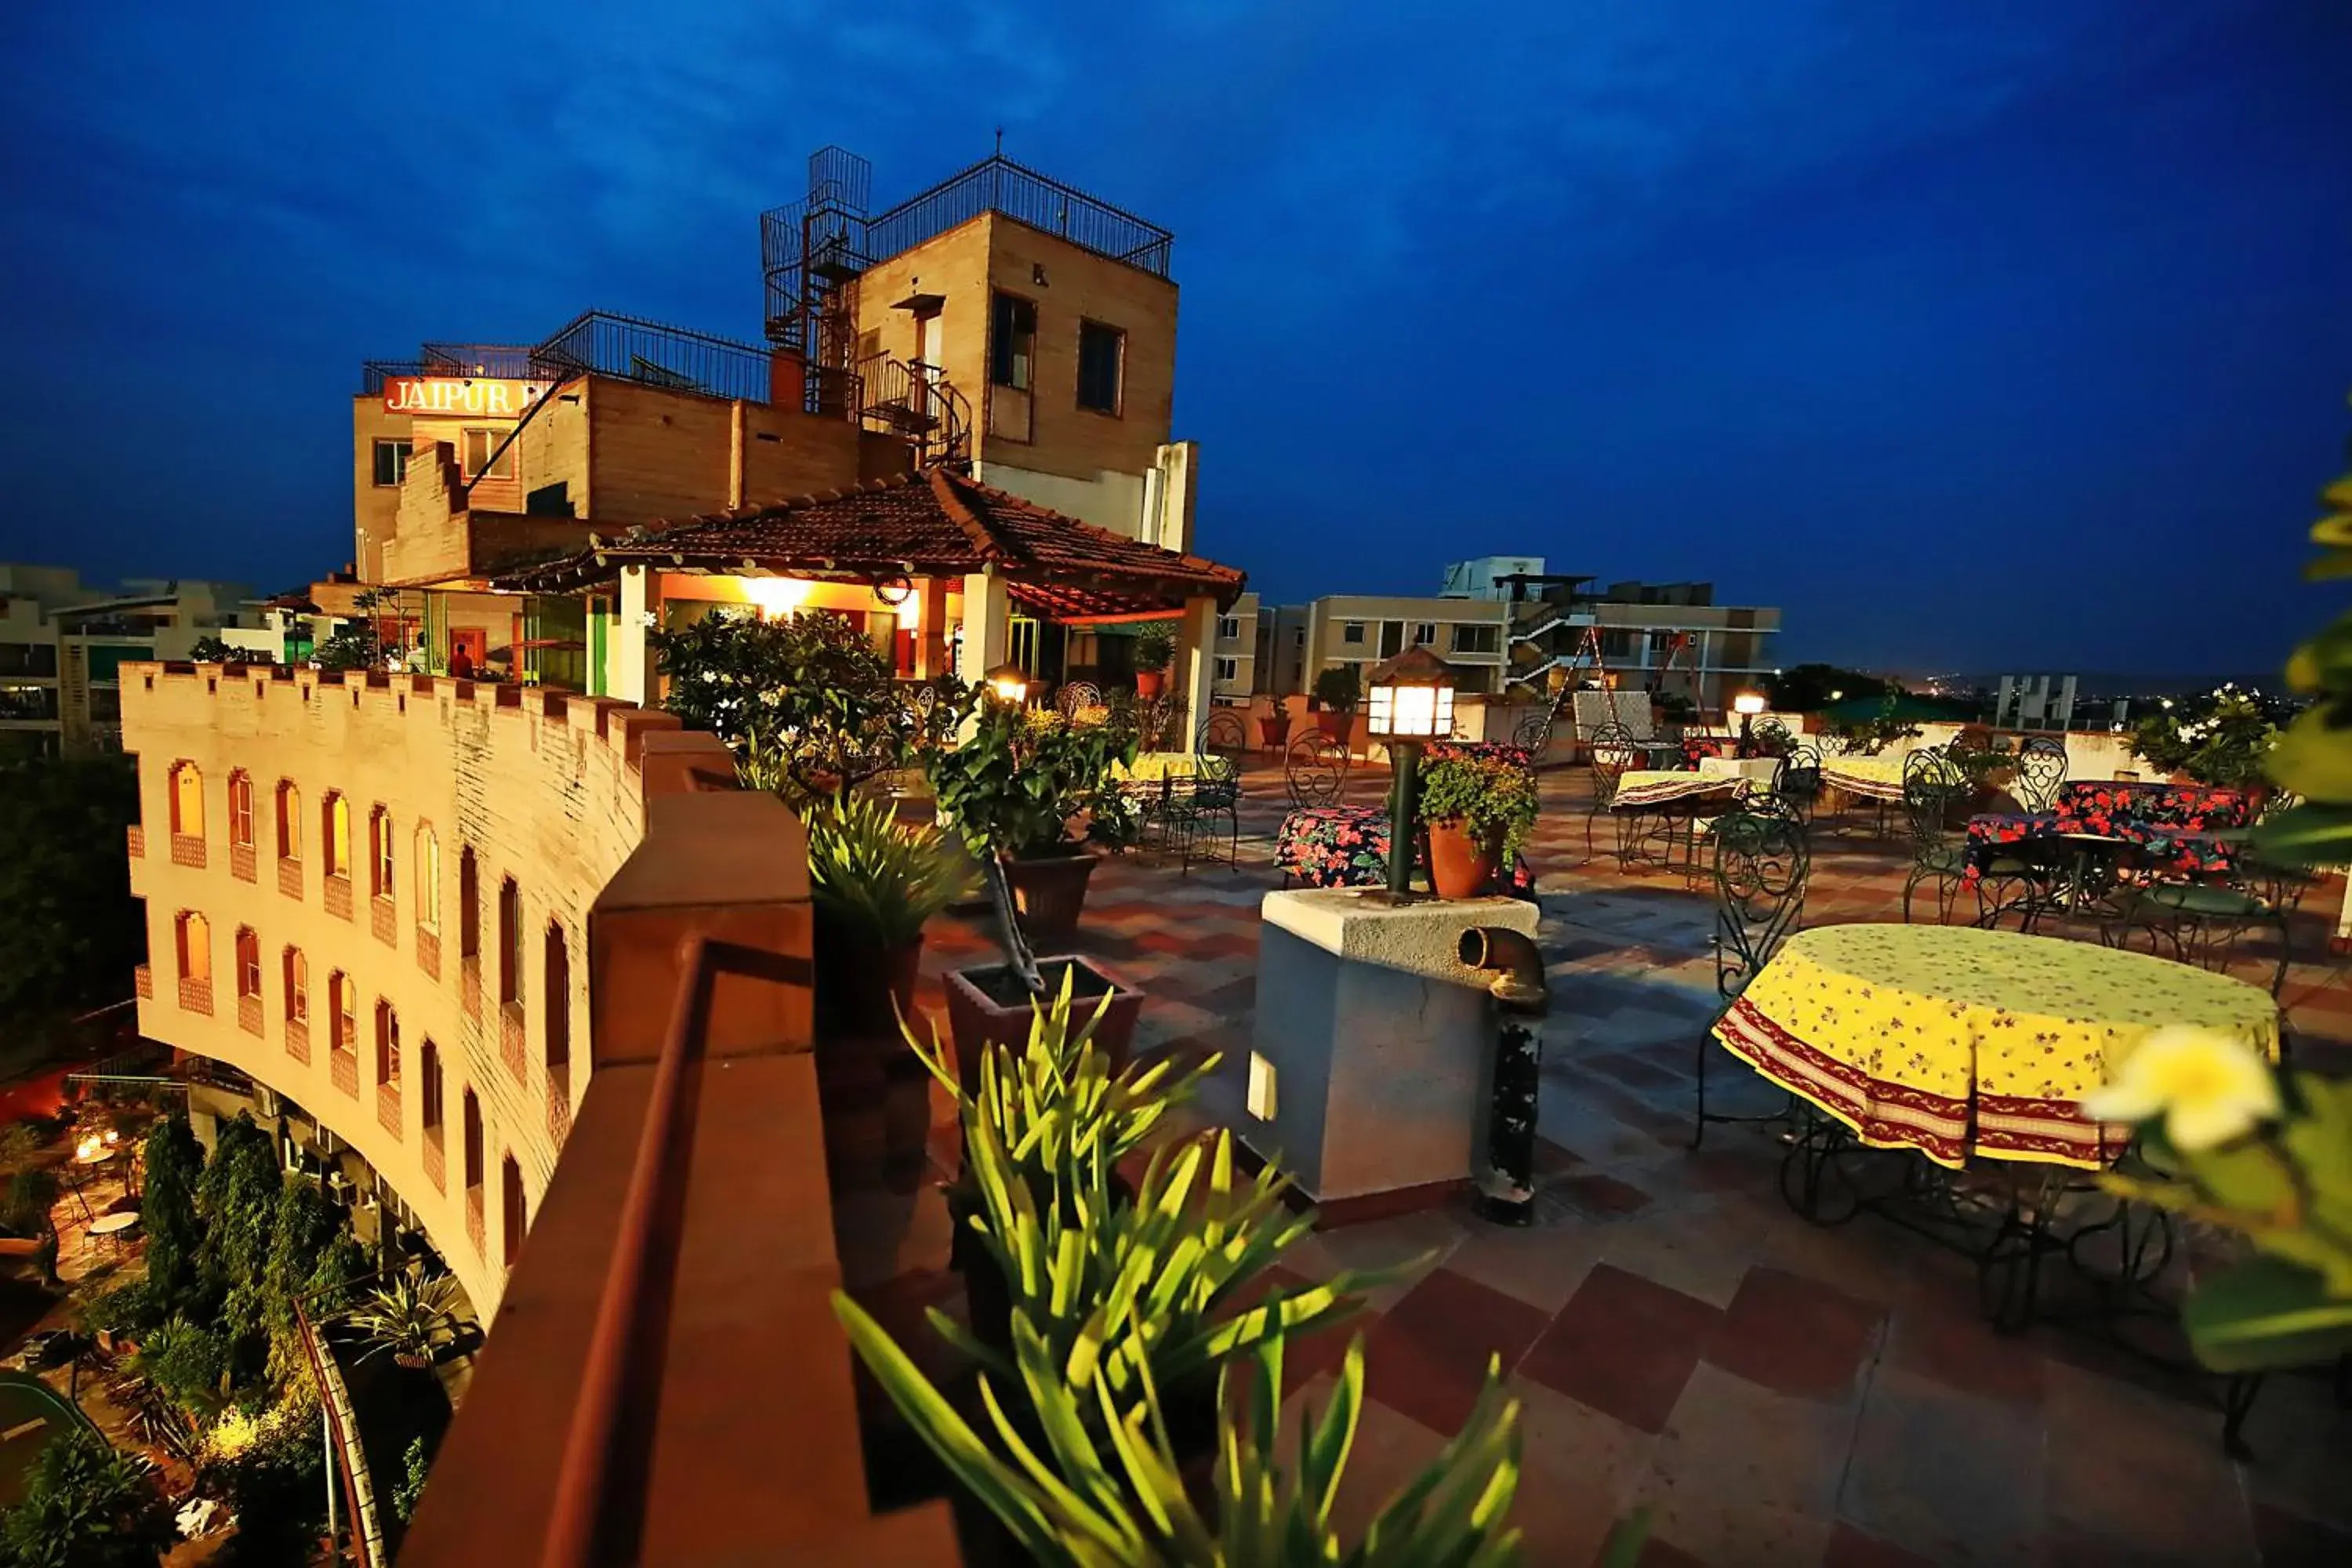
[1076,321,1124,415]
[462,428,516,481]
[276,781,302,860]
[323,793,351,878]
[283,949,309,1024]
[227,771,254,849]
[415,828,441,933]
[235,927,261,1000]
[369,806,395,902]
[175,912,211,984]
[169,761,205,839]
[372,439,412,487]
[990,293,1036,390]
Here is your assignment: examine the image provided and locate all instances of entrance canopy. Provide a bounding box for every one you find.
[495,466,1243,620]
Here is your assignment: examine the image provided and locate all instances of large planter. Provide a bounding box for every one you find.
[943,956,1143,1095]
[1134,669,1167,699]
[813,913,923,1037]
[1258,713,1292,750]
[1000,850,1100,948]
[1314,707,1352,742]
[1426,818,1501,899]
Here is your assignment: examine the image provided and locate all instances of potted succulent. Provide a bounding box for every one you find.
[1417,747,1540,898]
[805,793,979,1035]
[927,693,1143,1072]
[1311,664,1359,744]
[1131,622,1177,699]
[345,1269,459,1370]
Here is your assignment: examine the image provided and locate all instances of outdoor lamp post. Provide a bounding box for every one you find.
[1733,690,1766,758]
[984,662,1032,707]
[1365,647,1458,898]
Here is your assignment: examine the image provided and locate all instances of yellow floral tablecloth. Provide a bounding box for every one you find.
[1713,924,2280,1170]
[1611,770,1750,811]
[1820,754,1908,802]
[1116,751,1201,782]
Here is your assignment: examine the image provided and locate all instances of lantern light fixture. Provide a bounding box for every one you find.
[985,662,1033,706]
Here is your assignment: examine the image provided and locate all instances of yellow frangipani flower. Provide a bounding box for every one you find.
[2083,1025,2281,1152]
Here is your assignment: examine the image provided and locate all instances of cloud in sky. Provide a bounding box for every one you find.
[2,0,2347,674]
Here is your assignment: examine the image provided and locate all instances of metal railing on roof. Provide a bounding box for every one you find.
[531,311,778,405]
[864,153,1173,275]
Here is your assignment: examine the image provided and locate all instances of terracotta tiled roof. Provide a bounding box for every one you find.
[493,468,1243,616]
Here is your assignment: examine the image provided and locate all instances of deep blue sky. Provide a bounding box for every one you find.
[4,2,2348,677]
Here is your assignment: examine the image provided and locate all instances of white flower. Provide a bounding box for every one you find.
[2082,1025,2281,1151]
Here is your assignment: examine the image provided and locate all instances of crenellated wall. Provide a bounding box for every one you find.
[122,662,696,1321]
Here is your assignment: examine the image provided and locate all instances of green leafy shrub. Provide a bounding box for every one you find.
[1131,622,1177,674]
[2130,684,2289,788]
[805,793,979,949]
[927,698,1137,861]
[1311,664,1360,713]
[0,1430,173,1568]
[134,1320,234,1413]
[1417,749,1540,860]
[140,1113,205,1308]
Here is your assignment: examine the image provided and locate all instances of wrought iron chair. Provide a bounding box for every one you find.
[1179,713,1249,869]
[2013,735,2070,814]
[1777,742,1824,824]
[1899,750,1972,924]
[1693,810,1810,1148]
[1584,721,1640,862]
[1283,732,1350,809]
[1054,680,1102,722]
[2102,796,2310,999]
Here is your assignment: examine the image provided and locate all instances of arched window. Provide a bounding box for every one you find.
[283,947,310,1024]
[501,1154,527,1268]
[369,806,394,902]
[458,847,481,963]
[322,793,351,879]
[328,971,354,1054]
[275,780,302,860]
[463,1090,485,1192]
[374,1000,401,1084]
[227,771,254,851]
[168,761,205,839]
[174,911,211,984]
[544,922,571,1073]
[234,927,261,1000]
[497,878,523,1007]
[415,828,441,934]
[420,1040,444,1134]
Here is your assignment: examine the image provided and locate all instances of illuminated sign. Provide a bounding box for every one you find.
[381,377,549,417]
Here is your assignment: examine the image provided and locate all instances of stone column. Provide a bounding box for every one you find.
[957,572,1009,690]
[915,576,952,680]
[614,567,664,706]
[1178,595,1218,753]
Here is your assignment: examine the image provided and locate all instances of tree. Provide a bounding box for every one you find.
[1762,662,1898,713]
[198,1112,283,1283]
[0,756,143,1030]
[263,1179,343,1338]
[0,1430,174,1568]
[140,1113,205,1308]
[390,1435,433,1523]
[187,635,271,665]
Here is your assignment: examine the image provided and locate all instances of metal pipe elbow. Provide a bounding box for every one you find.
[1457,925,1548,1015]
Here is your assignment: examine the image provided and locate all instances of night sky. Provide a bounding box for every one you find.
[4,2,2348,680]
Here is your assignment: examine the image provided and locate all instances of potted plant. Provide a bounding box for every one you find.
[1256,702,1290,752]
[805,793,979,1035]
[1417,747,1539,898]
[1130,622,1177,699]
[928,693,1143,1066]
[345,1269,460,1369]
[1311,665,1359,744]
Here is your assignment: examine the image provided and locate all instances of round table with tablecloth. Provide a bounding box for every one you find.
[1610,770,1751,811]
[1820,754,1909,803]
[1712,924,2280,1170]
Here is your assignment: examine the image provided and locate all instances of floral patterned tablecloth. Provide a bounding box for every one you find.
[1713,924,2280,1170]
[2054,780,2249,835]
[1275,804,1537,894]
[1962,811,2243,885]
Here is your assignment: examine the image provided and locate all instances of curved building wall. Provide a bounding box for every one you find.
[124,663,684,1321]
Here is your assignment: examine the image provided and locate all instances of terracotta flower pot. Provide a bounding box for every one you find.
[1426,818,1501,900]
[1000,850,1100,948]
[814,913,924,1038]
[1134,669,1166,699]
[943,957,1143,1096]
[1258,713,1291,750]
[1315,707,1352,742]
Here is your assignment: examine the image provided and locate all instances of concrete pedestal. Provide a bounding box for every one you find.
[1233,888,1541,1214]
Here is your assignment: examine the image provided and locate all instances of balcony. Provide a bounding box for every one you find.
[134,964,151,1000]
[466,1187,485,1258]
[423,1131,445,1193]
[170,833,207,870]
[462,960,481,1020]
[546,1065,572,1148]
[278,856,303,900]
[127,824,144,858]
[285,1017,310,1065]
[416,927,441,981]
[377,1081,402,1139]
[238,993,263,1037]
[231,844,257,883]
[176,976,212,1015]
[324,874,353,921]
[372,896,397,947]
[331,1047,357,1098]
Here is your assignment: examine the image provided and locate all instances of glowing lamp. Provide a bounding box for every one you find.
[1363,648,1460,896]
[985,662,1032,706]
[1733,692,1767,717]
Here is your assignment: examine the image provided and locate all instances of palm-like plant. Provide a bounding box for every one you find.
[804,792,981,950]
[345,1271,459,1368]
[835,1302,1564,1567]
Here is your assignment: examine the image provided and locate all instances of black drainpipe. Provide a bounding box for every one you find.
[1458,926,1550,1227]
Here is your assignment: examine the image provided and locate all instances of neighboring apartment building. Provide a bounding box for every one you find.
[0,566,259,754]
[1294,595,1512,696]
[1212,591,1258,704]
